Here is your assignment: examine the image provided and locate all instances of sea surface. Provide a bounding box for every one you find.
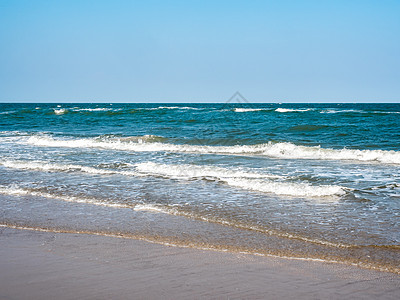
[1,102,399,273]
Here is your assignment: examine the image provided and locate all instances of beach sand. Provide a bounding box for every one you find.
[0,227,399,300]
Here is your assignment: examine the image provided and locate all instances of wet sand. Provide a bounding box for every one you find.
[0,227,399,300]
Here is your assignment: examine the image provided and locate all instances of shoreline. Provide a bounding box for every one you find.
[3,223,399,275]
[1,226,399,299]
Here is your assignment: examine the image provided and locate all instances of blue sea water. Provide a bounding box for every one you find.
[0,103,399,272]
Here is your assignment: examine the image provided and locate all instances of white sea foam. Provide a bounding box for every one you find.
[133,204,175,214]
[23,135,400,164]
[135,162,281,180]
[0,111,15,115]
[320,109,365,114]
[72,108,112,112]
[0,159,345,197]
[275,108,312,113]
[157,106,198,110]
[233,108,265,112]
[140,106,201,111]
[135,162,346,197]
[0,160,139,177]
[0,186,130,208]
[383,111,400,114]
[319,109,400,114]
[53,108,67,115]
[258,142,400,164]
[224,178,345,197]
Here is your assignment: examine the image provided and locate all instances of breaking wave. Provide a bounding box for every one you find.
[0,160,139,177]
[53,108,68,115]
[233,108,266,112]
[22,135,400,164]
[72,108,113,112]
[275,108,312,113]
[135,162,347,197]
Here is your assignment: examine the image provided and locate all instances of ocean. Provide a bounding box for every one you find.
[0,102,399,273]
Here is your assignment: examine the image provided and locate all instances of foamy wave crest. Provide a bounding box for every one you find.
[233,108,265,112]
[135,162,281,180]
[0,186,130,208]
[224,178,345,197]
[135,162,346,197]
[23,135,400,164]
[259,142,400,164]
[72,108,113,112]
[141,106,201,111]
[157,106,199,110]
[24,135,179,152]
[1,160,139,177]
[320,109,400,114]
[0,111,16,115]
[53,108,67,115]
[275,108,312,113]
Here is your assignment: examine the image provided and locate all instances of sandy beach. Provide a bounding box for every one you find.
[0,227,399,300]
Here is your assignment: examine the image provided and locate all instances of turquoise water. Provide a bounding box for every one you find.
[1,103,399,272]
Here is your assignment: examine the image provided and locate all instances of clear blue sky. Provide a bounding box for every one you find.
[0,0,399,102]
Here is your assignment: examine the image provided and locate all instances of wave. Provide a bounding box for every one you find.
[134,106,203,111]
[233,108,266,112]
[156,106,200,110]
[275,108,312,113]
[0,160,140,177]
[135,162,281,180]
[1,158,346,198]
[22,135,400,164]
[53,108,68,115]
[135,162,346,197]
[320,109,400,115]
[0,110,17,115]
[72,108,113,112]
[0,186,131,208]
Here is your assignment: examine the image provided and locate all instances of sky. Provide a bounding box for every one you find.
[0,0,399,103]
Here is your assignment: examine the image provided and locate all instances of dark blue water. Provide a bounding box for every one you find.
[1,103,400,150]
[1,103,399,273]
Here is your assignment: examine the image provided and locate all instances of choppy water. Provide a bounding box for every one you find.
[1,103,399,272]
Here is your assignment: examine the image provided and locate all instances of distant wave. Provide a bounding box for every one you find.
[156,106,200,110]
[53,108,68,115]
[233,108,266,112]
[71,107,113,112]
[3,106,399,116]
[135,162,346,197]
[275,108,312,113]
[132,106,203,111]
[0,111,16,115]
[320,109,400,114]
[21,135,400,164]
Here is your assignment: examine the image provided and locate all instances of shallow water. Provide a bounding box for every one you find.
[1,103,399,272]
